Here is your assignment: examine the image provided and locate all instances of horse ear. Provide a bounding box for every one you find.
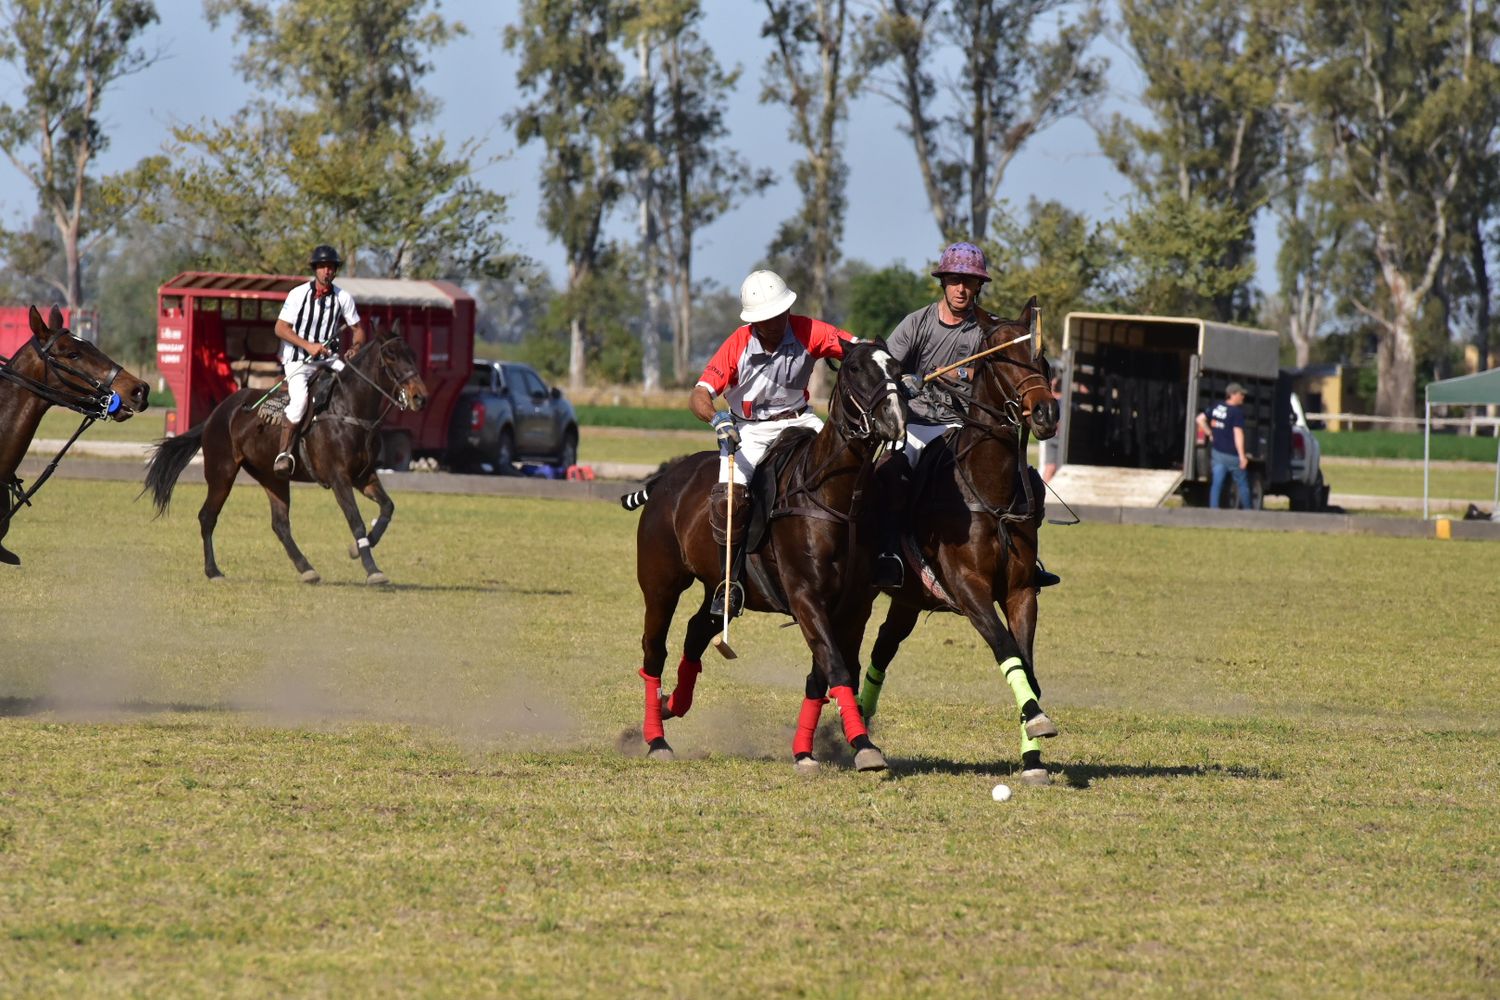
[47,305,65,331]
[28,305,55,343]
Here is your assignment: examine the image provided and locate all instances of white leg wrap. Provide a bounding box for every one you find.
[369,517,384,534]
[356,537,371,549]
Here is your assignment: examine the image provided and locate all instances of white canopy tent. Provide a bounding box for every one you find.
[1422,368,1500,519]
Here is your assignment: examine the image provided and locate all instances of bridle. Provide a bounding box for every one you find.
[933,327,1054,523]
[330,336,423,417]
[777,346,904,525]
[2,329,128,526]
[0,330,123,420]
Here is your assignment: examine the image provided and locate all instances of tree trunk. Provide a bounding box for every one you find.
[1472,213,1492,373]
[638,36,662,393]
[568,259,588,394]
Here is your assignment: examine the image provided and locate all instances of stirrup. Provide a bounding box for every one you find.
[274,451,296,477]
[874,552,905,588]
[709,580,744,619]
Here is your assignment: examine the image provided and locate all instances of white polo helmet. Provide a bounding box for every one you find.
[739,269,797,323]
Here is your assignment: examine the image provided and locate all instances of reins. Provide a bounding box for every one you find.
[1,332,125,527]
[776,353,901,524]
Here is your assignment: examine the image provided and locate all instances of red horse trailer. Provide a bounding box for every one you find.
[1,306,98,357]
[155,272,474,468]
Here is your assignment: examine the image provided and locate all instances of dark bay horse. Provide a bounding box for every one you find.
[630,341,906,770]
[1,305,150,565]
[859,300,1062,784]
[142,324,428,584]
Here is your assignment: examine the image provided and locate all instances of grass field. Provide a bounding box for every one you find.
[1,480,1496,996]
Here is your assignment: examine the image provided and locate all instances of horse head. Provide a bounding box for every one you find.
[831,339,906,447]
[974,297,1057,441]
[353,324,428,412]
[24,305,149,420]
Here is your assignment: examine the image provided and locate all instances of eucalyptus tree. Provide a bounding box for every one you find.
[187,0,510,282]
[1294,0,1498,418]
[860,0,1105,245]
[1103,0,1288,322]
[634,1,771,384]
[0,0,161,311]
[508,0,640,391]
[759,0,863,321]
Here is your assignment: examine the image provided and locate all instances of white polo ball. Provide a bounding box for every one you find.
[991,783,1012,802]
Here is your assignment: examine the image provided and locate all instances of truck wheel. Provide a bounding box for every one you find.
[558,427,578,470]
[495,428,516,476]
[1310,470,1327,511]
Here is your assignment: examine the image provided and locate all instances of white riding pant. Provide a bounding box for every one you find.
[282,357,341,424]
[719,412,825,486]
[901,420,961,466]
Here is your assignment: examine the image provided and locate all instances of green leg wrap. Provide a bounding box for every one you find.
[1020,721,1041,756]
[1001,656,1037,711]
[858,665,885,720]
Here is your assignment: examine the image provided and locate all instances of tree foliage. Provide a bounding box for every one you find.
[1292,0,1499,417]
[155,0,512,282]
[1104,0,1287,322]
[508,0,641,391]
[984,197,1126,331]
[844,264,932,339]
[861,0,1106,244]
[0,0,161,309]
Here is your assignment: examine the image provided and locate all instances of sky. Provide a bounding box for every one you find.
[0,1,1278,300]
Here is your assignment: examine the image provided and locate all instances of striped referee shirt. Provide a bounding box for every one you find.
[277,280,361,364]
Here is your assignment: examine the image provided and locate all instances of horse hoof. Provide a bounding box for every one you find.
[794,755,821,773]
[646,745,675,762]
[1020,767,1051,786]
[300,570,321,584]
[348,543,360,559]
[366,572,389,586]
[207,573,227,583]
[1024,712,1059,739]
[854,747,888,772]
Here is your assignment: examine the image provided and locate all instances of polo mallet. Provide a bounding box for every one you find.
[711,449,738,660]
[923,330,1034,384]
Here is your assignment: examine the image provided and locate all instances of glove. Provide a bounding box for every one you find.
[710,410,741,452]
[899,374,923,399]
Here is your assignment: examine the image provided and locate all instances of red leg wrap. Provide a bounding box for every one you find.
[793,696,828,757]
[830,686,868,743]
[666,657,702,718]
[640,668,664,743]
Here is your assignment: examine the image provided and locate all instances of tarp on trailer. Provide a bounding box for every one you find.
[1423,367,1500,519]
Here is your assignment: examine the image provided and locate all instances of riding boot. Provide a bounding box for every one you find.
[708,482,749,618]
[274,419,298,478]
[873,452,911,588]
[1034,559,1061,589]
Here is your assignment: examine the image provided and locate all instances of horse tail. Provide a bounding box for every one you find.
[141,426,205,517]
[620,485,651,511]
[619,454,697,512]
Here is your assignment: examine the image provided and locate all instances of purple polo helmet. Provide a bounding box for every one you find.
[931,242,991,282]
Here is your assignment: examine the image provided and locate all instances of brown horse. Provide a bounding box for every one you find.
[858,300,1062,784]
[142,323,428,584]
[1,305,150,565]
[629,340,906,770]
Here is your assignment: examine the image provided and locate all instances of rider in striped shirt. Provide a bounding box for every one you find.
[271,244,366,476]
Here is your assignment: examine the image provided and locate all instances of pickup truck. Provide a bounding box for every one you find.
[447,360,579,474]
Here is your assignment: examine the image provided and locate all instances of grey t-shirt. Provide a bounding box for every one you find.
[887,302,986,425]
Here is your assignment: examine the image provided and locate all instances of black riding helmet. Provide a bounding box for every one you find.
[309,244,343,269]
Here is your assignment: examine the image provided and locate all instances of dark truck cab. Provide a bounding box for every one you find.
[447,360,579,474]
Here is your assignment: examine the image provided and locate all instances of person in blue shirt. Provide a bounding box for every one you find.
[1196,382,1251,508]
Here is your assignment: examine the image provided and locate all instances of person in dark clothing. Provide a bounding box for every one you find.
[1196,382,1251,508]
